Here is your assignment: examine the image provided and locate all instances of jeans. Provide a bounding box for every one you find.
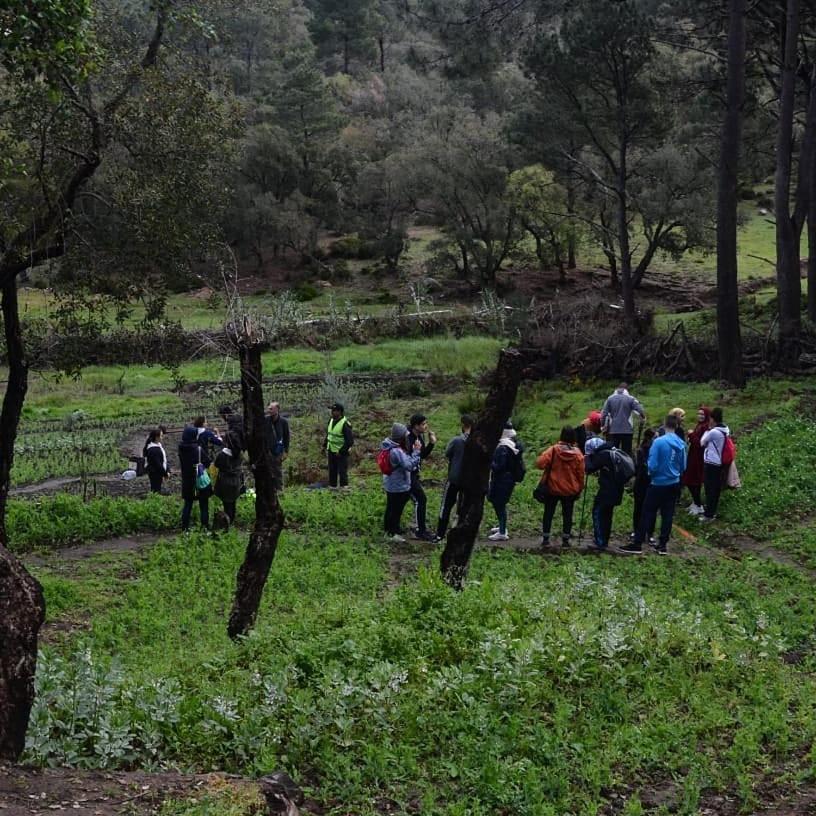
[592,497,615,548]
[635,483,677,546]
[410,478,428,534]
[704,463,723,518]
[610,433,633,455]
[436,481,461,538]
[384,491,412,534]
[181,495,209,530]
[490,496,509,535]
[328,452,348,487]
[541,494,576,541]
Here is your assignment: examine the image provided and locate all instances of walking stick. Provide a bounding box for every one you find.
[636,416,644,449]
[577,474,590,545]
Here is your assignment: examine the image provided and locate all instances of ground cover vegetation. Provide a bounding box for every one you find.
[8,0,816,812]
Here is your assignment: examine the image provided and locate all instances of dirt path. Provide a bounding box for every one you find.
[0,764,236,816]
[24,533,165,568]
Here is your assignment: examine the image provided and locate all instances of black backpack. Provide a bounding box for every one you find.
[511,450,526,483]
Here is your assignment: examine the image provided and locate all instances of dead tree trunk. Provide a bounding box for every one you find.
[0,279,45,760]
[440,349,523,590]
[227,342,284,639]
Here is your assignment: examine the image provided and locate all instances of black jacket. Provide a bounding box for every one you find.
[144,443,168,479]
[213,448,243,503]
[178,436,211,501]
[633,440,652,497]
[584,443,625,506]
[264,414,291,456]
[406,431,434,481]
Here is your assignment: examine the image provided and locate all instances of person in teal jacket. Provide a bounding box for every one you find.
[619,414,686,556]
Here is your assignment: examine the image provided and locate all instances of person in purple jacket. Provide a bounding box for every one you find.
[380,423,422,543]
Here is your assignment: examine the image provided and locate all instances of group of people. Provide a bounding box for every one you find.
[140,402,291,532]
[378,383,736,556]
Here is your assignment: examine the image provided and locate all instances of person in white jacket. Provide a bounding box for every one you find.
[700,407,730,521]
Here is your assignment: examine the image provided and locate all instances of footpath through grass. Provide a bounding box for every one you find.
[19,374,816,815]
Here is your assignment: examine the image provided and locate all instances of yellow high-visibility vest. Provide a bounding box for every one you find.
[326,416,348,453]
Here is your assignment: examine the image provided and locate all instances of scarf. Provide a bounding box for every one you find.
[497,429,518,454]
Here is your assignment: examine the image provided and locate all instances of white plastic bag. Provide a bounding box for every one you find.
[725,461,741,490]
[121,469,137,481]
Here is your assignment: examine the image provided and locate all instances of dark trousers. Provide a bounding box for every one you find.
[635,484,677,546]
[610,433,633,455]
[222,500,236,523]
[632,485,655,537]
[592,497,615,548]
[410,478,428,534]
[384,491,412,534]
[490,496,509,534]
[687,484,702,505]
[328,452,348,487]
[437,481,461,538]
[148,473,164,494]
[542,495,576,541]
[182,495,209,530]
[704,464,723,518]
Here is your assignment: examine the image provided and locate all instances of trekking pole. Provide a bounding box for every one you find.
[636,416,644,449]
[577,474,589,545]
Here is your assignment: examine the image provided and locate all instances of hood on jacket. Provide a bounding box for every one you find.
[381,438,403,451]
[584,437,607,455]
[181,426,198,443]
[553,443,583,464]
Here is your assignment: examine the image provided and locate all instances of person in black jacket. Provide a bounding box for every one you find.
[144,428,169,494]
[406,413,437,541]
[631,428,656,544]
[213,433,243,523]
[435,414,473,541]
[264,401,290,490]
[584,437,625,551]
[219,405,244,452]
[178,426,211,531]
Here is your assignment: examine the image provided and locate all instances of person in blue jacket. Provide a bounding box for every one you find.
[619,414,687,556]
[381,423,422,543]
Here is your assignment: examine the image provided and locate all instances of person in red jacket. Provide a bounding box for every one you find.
[535,426,585,547]
[683,406,711,515]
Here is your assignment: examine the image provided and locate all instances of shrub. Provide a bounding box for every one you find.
[294,283,319,302]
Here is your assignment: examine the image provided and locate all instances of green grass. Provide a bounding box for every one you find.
[16,353,816,814]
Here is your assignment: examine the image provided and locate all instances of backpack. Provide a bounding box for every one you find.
[721,433,736,467]
[609,448,635,484]
[377,448,395,476]
[511,450,526,483]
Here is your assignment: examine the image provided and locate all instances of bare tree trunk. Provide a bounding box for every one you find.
[378,35,385,72]
[227,343,284,640]
[717,0,746,385]
[566,174,577,270]
[809,160,816,321]
[440,349,522,590]
[775,0,802,359]
[0,278,45,760]
[617,154,635,321]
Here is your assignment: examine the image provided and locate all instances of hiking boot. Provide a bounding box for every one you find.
[699,514,717,523]
[490,526,501,533]
[561,535,571,548]
[415,530,436,542]
[539,535,551,548]
[488,531,509,541]
[652,541,668,555]
[617,541,643,555]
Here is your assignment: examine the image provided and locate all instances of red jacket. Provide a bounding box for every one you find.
[683,421,707,486]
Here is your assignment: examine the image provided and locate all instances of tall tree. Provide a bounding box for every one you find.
[774,0,803,357]
[717,0,747,385]
[306,0,378,73]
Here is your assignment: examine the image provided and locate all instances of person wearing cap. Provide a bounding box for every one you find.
[600,383,645,455]
[380,423,422,543]
[264,401,290,490]
[324,403,354,488]
[406,413,437,541]
[574,410,603,454]
[583,436,624,551]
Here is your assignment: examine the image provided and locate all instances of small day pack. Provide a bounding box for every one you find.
[721,433,736,467]
[609,448,636,484]
[376,448,395,476]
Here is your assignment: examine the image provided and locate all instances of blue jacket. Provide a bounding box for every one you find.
[381,438,421,493]
[647,431,687,486]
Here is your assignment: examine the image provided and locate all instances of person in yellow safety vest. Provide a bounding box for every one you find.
[324,402,354,488]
